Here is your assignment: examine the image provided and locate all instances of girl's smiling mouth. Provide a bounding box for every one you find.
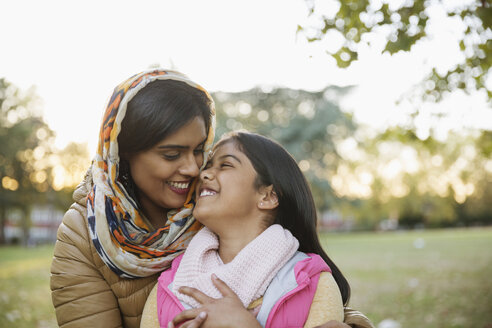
[199,187,217,197]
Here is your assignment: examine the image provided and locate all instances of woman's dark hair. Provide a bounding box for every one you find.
[215,131,351,305]
[118,79,212,155]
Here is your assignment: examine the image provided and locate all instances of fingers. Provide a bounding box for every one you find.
[210,273,237,298]
[170,308,202,326]
[173,311,207,328]
[179,286,214,304]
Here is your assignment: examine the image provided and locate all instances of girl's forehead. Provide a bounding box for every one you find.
[209,141,252,167]
[211,139,239,156]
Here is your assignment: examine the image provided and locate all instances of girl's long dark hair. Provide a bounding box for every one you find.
[216,131,351,305]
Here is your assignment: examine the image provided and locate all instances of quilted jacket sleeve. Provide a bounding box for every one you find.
[50,206,123,328]
[343,307,375,328]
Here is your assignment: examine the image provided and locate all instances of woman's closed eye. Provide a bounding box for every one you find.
[161,151,180,160]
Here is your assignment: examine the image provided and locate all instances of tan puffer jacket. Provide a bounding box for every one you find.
[50,181,158,328]
[50,182,374,328]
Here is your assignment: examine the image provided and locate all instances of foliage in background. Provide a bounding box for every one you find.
[0,79,90,244]
[1,78,490,238]
[298,0,491,101]
[339,126,492,228]
[294,0,492,227]
[213,87,492,228]
[213,86,355,211]
[0,78,56,244]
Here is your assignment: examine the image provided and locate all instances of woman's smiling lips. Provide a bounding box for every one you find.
[167,181,191,195]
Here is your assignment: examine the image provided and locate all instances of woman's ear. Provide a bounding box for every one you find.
[258,185,279,210]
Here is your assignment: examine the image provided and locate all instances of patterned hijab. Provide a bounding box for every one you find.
[86,69,216,278]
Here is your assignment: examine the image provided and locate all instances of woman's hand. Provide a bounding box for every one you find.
[314,321,351,328]
[169,274,262,328]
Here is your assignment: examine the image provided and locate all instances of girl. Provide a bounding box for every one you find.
[144,131,356,328]
[51,69,371,328]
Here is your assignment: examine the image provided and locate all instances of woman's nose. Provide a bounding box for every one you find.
[179,154,200,177]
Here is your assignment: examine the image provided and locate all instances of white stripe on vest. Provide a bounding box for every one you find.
[256,251,309,326]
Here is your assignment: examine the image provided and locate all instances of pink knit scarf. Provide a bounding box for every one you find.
[172,224,299,308]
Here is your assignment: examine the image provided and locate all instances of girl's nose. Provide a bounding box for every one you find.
[200,167,213,181]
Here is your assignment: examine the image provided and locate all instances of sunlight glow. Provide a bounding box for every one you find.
[2,176,19,191]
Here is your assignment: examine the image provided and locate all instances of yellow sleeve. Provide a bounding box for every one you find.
[140,283,160,328]
[304,272,344,328]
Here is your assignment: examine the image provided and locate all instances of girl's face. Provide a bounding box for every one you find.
[128,116,207,214]
[193,141,262,229]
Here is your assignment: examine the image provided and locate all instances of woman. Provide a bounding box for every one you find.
[50,69,372,328]
[50,69,215,327]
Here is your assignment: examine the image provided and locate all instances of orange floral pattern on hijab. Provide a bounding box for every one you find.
[87,69,215,278]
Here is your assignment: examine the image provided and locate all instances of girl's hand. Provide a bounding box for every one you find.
[169,274,261,328]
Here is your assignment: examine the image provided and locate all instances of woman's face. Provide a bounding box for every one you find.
[193,141,262,228]
[128,116,207,213]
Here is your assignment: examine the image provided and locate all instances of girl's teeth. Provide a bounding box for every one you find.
[200,190,216,197]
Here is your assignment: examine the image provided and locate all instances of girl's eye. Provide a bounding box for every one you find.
[220,162,232,168]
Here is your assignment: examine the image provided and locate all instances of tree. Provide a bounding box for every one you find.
[212,86,356,211]
[331,124,491,228]
[50,141,91,211]
[211,86,491,229]
[298,0,491,100]
[457,129,492,225]
[0,78,55,244]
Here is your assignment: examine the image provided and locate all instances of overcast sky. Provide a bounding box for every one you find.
[1,0,490,155]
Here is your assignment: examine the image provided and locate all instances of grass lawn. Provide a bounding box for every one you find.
[0,227,491,327]
[320,227,492,328]
[0,244,57,328]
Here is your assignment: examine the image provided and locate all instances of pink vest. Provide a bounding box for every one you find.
[157,252,331,328]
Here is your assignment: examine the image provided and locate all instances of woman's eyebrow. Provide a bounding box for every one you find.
[157,138,207,150]
[157,144,188,150]
[198,137,207,146]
